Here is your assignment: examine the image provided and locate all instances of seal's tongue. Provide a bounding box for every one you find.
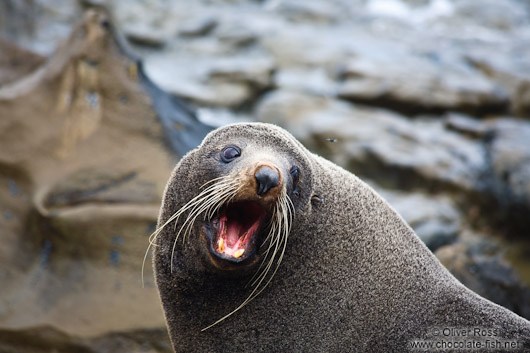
[216,201,265,259]
[226,221,242,247]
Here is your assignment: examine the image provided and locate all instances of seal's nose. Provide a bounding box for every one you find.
[255,166,280,196]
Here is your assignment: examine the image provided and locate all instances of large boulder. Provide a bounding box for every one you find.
[436,237,530,320]
[0,10,170,340]
[144,54,275,108]
[378,188,461,251]
[336,45,508,116]
[0,326,172,353]
[256,90,488,194]
[485,118,530,232]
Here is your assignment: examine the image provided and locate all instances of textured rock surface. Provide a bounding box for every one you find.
[0,10,170,343]
[437,236,530,320]
[0,326,172,353]
[486,118,530,231]
[378,188,461,251]
[144,54,274,107]
[256,90,488,193]
[0,38,45,86]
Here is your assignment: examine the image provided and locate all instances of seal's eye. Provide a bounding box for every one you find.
[220,145,241,163]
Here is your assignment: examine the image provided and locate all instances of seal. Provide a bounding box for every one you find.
[151,123,530,352]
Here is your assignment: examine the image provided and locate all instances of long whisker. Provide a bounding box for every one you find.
[170,180,241,272]
[142,176,240,286]
[177,188,237,249]
[248,209,281,287]
[249,190,294,288]
[202,189,294,331]
[144,172,294,330]
[249,195,291,289]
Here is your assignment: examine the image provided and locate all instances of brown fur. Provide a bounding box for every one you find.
[154,123,530,352]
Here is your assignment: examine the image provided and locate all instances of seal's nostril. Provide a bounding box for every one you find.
[255,167,279,196]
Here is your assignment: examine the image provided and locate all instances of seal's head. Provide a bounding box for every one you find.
[149,123,314,327]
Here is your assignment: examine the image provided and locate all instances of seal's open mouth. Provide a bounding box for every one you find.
[210,201,266,262]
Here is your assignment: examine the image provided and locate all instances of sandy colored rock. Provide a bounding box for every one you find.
[0,38,45,86]
[0,10,171,338]
[0,325,172,353]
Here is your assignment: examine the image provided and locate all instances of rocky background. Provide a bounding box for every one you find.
[1,0,529,352]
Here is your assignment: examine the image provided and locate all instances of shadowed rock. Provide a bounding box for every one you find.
[437,238,530,320]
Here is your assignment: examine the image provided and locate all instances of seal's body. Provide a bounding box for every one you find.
[153,123,530,352]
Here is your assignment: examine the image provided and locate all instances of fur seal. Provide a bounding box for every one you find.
[152,122,530,352]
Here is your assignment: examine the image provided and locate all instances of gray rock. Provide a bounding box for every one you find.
[116,3,181,48]
[514,81,530,117]
[365,0,454,24]
[215,23,258,48]
[98,0,530,119]
[271,0,345,24]
[257,96,530,234]
[123,25,170,47]
[260,26,348,68]
[486,118,530,231]
[110,1,188,50]
[436,237,530,320]
[256,90,487,193]
[377,188,461,251]
[178,16,217,37]
[0,0,81,55]
[144,54,275,107]
[453,0,530,31]
[273,67,337,96]
[465,45,530,117]
[336,47,509,115]
[196,107,252,127]
[443,112,489,139]
[259,18,513,116]
[208,55,274,88]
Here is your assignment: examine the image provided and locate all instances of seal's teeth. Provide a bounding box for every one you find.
[218,238,225,252]
[233,249,244,258]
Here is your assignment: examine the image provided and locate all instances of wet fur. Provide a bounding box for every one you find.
[154,123,530,352]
